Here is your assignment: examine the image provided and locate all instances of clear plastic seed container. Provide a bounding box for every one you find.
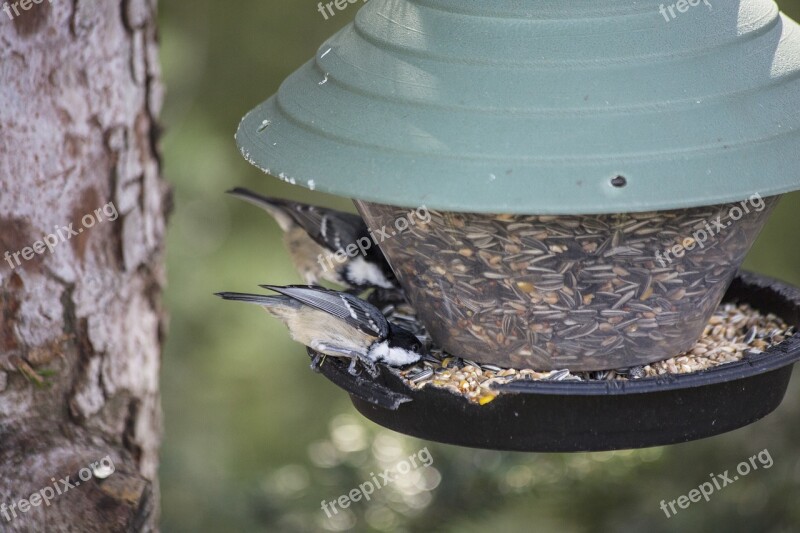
[355,196,780,371]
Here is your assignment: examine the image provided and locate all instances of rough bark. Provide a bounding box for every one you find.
[0,0,167,530]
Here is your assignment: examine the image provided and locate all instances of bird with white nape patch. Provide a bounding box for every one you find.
[215,285,423,376]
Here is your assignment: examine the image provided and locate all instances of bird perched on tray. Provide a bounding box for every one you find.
[216,285,423,377]
[227,187,396,292]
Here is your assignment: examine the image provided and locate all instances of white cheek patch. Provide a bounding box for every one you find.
[368,341,389,362]
[384,347,421,366]
[346,256,394,289]
[368,341,420,366]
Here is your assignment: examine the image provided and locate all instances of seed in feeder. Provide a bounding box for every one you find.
[394,302,793,404]
[478,393,497,405]
[517,281,535,294]
[628,366,646,379]
[358,198,778,369]
[410,368,434,383]
[546,369,571,381]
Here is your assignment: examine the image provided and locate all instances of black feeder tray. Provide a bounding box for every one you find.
[313,271,800,452]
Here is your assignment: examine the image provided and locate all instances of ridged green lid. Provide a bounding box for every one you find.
[237,0,800,214]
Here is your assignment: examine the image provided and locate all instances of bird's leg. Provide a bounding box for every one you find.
[309,352,325,373]
[357,355,380,378]
[311,342,371,377]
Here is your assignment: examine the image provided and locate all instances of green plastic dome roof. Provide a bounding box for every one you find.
[237,0,800,214]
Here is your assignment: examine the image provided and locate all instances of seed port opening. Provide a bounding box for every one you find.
[610,175,628,188]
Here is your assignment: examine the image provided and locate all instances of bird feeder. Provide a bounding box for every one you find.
[236,0,800,449]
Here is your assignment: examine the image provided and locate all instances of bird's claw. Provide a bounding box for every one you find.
[346,356,380,379]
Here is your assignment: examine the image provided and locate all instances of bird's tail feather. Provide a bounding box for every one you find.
[215,291,296,308]
[226,187,295,231]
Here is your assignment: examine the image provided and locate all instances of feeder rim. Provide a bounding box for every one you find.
[312,271,800,401]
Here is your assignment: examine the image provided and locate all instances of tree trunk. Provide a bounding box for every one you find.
[0,0,167,530]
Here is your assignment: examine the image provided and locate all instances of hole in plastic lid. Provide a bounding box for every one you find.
[611,176,628,188]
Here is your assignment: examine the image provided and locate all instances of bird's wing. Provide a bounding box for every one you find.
[261,285,388,338]
[292,208,367,254]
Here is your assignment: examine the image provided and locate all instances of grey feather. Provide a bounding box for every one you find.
[260,285,388,338]
[215,291,299,309]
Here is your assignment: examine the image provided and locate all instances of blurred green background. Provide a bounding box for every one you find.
[158,1,800,531]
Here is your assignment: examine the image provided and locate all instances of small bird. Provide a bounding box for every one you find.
[227,187,396,292]
[216,285,423,377]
